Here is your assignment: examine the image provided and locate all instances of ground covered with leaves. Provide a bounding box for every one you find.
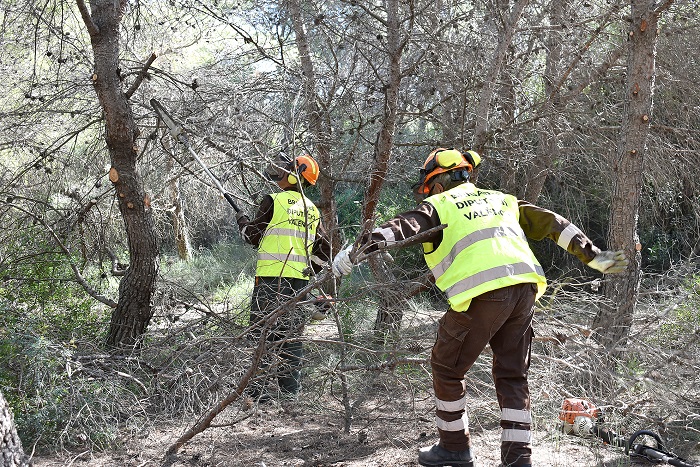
[16,259,700,467]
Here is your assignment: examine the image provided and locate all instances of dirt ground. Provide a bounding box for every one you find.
[28,307,700,467]
[31,394,647,467]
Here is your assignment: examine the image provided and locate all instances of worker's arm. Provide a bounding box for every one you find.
[332,204,441,277]
[309,221,332,274]
[237,195,274,247]
[360,202,443,253]
[517,200,601,264]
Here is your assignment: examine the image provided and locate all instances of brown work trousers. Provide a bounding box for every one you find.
[431,282,537,465]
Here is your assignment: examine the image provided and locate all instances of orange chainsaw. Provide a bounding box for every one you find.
[559,398,698,466]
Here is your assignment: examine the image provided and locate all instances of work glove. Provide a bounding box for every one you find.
[332,246,354,277]
[588,250,629,274]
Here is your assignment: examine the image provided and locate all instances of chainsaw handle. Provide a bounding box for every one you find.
[628,430,698,467]
[668,458,697,467]
[626,430,665,455]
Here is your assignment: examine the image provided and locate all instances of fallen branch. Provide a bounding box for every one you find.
[164,268,332,456]
[165,224,447,455]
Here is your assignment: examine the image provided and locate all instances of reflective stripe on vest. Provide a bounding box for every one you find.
[423,183,546,311]
[256,191,320,279]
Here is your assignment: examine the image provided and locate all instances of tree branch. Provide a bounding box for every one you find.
[6,203,117,308]
[125,53,157,99]
[354,224,447,263]
[654,0,674,17]
[76,0,99,37]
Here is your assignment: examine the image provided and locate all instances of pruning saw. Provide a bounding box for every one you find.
[150,98,241,213]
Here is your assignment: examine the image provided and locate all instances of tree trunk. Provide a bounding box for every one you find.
[593,0,671,356]
[78,0,159,348]
[288,0,341,257]
[0,390,31,467]
[356,0,408,332]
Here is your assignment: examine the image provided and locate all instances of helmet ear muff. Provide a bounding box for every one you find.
[450,169,470,184]
[287,162,309,186]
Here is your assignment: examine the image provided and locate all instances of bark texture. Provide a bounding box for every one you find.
[0,390,31,467]
[357,0,409,332]
[593,0,671,355]
[288,0,341,257]
[79,0,159,348]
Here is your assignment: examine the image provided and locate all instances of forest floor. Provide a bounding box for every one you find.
[28,362,668,467]
[29,292,700,467]
[30,391,657,467]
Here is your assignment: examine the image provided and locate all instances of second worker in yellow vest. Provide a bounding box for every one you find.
[238,154,332,403]
[332,148,628,467]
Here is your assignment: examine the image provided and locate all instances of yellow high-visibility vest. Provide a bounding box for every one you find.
[423,183,546,311]
[256,191,320,279]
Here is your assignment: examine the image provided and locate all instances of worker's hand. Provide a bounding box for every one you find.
[235,210,248,222]
[332,246,354,277]
[588,250,629,274]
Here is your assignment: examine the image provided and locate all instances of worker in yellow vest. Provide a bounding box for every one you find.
[238,154,331,402]
[332,148,628,467]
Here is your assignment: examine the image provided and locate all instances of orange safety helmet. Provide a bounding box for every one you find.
[414,148,481,195]
[267,153,320,186]
[288,154,320,185]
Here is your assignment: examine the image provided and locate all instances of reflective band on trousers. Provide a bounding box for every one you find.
[501,429,532,443]
[372,226,396,244]
[444,262,546,300]
[431,226,526,281]
[435,394,467,412]
[501,408,532,424]
[557,223,582,250]
[436,413,469,432]
[257,253,309,265]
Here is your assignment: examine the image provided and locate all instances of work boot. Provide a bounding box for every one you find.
[418,443,475,467]
[248,389,272,404]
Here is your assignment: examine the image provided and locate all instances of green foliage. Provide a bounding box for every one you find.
[0,326,132,452]
[161,241,256,295]
[338,293,377,343]
[0,234,121,451]
[652,276,700,349]
[334,182,416,242]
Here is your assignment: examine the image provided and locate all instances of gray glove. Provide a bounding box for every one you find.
[588,250,629,274]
